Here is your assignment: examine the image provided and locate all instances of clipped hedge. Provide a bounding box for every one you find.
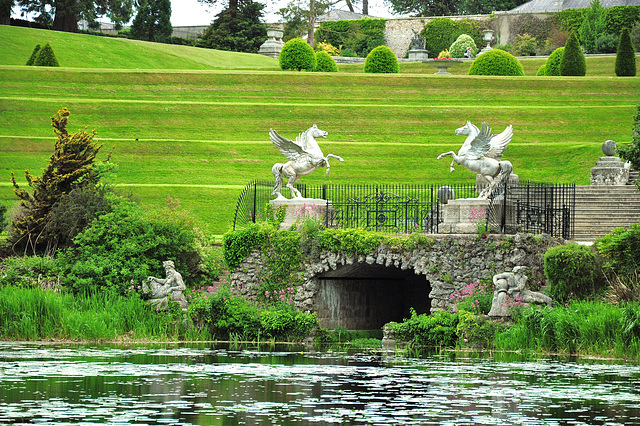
[421,18,483,59]
[544,47,565,76]
[616,28,637,77]
[364,45,398,73]
[543,244,604,303]
[279,38,316,71]
[449,34,477,58]
[560,33,586,76]
[33,43,59,67]
[25,44,41,66]
[314,18,386,57]
[468,49,524,76]
[314,51,338,72]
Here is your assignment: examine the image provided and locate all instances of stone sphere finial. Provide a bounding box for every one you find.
[437,186,455,204]
[602,140,617,156]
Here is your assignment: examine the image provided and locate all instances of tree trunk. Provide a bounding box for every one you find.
[53,0,79,32]
[228,0,238,13]
[362,0,368,15]
[307,0,315,47]
[0,0,12,25]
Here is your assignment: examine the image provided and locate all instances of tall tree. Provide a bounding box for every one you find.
[386,0,460,17]
[196,0,266,53]
[0,0,13,25]
[277,0,332,46]
[130,0,172,42]
[15,0,135,32]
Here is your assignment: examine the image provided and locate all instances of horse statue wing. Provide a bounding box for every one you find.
[486,125,513,159]
[270,128,306,161]
[466,122,494,160]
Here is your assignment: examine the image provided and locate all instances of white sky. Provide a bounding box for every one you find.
[170,0,396,26]
[12,0,396,28]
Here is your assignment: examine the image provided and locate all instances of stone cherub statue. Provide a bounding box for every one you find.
[437,121,514,199]
[142,260,188,311]
[270,124,344,199]
[488,266,553,317]
[410,30,426,50]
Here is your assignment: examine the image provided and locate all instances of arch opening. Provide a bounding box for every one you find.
[315,263,432,330]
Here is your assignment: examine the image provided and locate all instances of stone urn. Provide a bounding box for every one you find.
[478,29,494,55]
[427,59,461,75]
[259,28,285,59]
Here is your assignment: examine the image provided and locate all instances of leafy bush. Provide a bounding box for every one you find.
[388,308,459,347]
[449,279,494,315]
[616,28,637,77]
[316,41,340,56]
[421,18,483,60]
[557,9,585,35]
[468,49,524,76]
[595,33,619,53]
[449,34,477,58]
[544,47,564,76]
[317,228,384,255]
[596,220,640,276]
[314,51,338,72]
[579,15,598,54]
[26,44,41,66]
[279,38,316,71]
[364,45,398,73]
[223,224,268,270]
[512,33,538,56]
[560,32,587,76]
[58,196,203,294]
[536,64,546,75]
[33,43,59,67]
[456,310,503,349]
[618,104,640,171]
[0,256,60,289]
[315,18,386,58]
[543,244,604,303]
[340,47,356,57]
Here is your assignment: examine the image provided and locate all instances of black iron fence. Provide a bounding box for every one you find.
[232,180,575,238]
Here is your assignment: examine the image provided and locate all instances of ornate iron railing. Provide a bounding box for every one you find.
[232,180,575,238]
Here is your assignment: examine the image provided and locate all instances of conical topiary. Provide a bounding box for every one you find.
[560,33,586,76]
[33,43,60,67]
[615,28,637,77]
[26,44,41,66]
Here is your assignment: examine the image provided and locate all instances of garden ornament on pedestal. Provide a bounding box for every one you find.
[437,121,514,199]
[488,266,553,317]
[142,260,188,311]
[270,124,344,199]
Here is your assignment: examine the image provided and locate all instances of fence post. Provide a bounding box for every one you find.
[252,182,257,224]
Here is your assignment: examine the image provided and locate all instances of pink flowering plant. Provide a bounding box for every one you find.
[450,279,494,315]
[468,207,489,238]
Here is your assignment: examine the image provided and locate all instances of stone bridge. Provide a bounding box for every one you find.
[230,234,561,330]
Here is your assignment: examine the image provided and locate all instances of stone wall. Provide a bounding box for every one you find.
[230,233,562,329]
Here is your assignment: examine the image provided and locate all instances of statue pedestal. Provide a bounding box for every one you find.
[408,49,429,61]
[259,28,284,59]
[590,156,629,185]
[439,198,490,234]
[270,198,331,230]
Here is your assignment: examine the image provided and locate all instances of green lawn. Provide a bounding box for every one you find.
[1,26,639,236]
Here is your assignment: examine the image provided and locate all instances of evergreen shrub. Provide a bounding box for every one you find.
[536,64,546,75]
[595,33,619,53]
[616,28,637,77]
[314,51,338,72]
[468,49,524,76]
[604,5,640,37]
[364,45,398,73]
[543,244,604,303]
[560,33,586,76]
[279,38,316,71]
[544,47,564,76]
[596,220,640,276]
[449,34,477,58]
[511,33,538,56]
[26,44,41,66]
[33,43,59,67]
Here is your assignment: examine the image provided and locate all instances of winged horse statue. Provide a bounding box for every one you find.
[270,124,344,199]
[437,121,514,199]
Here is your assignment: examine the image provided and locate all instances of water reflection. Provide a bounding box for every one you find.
[0,342,639,425]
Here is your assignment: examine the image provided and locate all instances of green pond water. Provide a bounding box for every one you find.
[0,342,639,425]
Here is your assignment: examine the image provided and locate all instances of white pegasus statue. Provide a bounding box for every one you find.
[437,121,514,199]
[270,124,344,199]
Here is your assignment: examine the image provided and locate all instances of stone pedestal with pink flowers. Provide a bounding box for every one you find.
[270,198,332,230]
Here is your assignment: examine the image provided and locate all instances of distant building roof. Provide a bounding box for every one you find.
[511,0,640,13]
[316,9,377,22]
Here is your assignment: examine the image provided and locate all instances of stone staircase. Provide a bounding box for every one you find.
[572,185,640,242]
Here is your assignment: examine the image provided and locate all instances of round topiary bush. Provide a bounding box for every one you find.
[536,65,546,76]
[364,45,398,73]
[544,47,564,76]
[560,33,586,76]
[314,51,338,72]
[468,49,524,76]
[26,44,41,66]
[449,34,477,58]
[33,43,59,67]
[616,28,637,77]
[279,38,316,71]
